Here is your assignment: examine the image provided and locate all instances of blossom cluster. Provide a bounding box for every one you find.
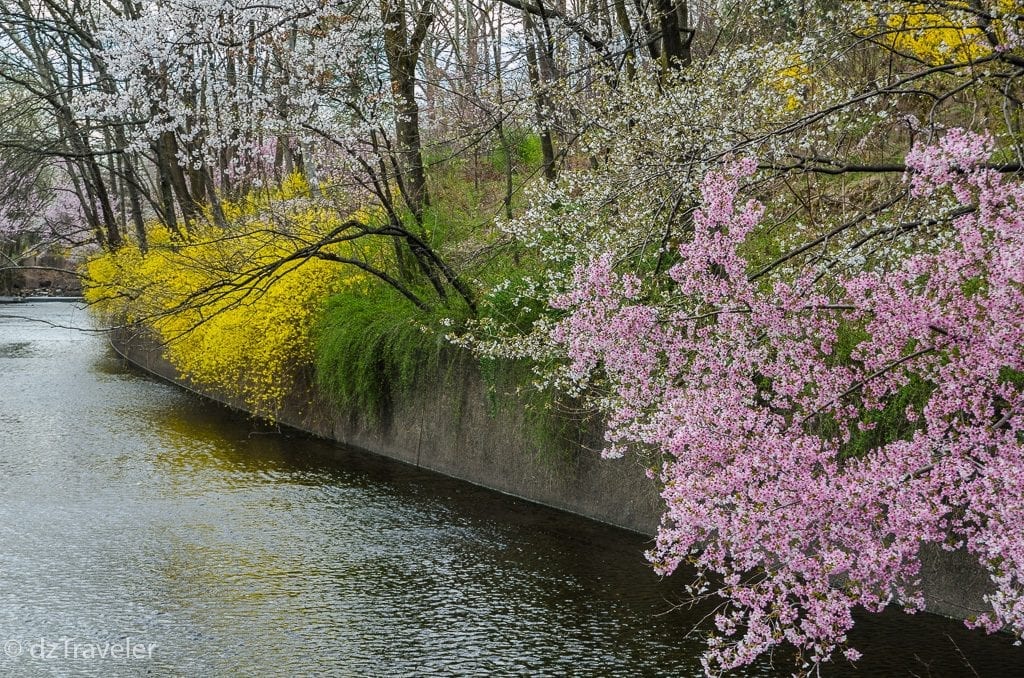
[84,176,379,417]
[85,0,377,186]
[548,131,1024,671]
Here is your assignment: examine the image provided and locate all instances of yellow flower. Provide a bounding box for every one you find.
[874,1,1017,66]
[84,182,388,420]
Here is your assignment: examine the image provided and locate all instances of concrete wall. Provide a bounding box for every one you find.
[110,326,663,535]
[110,327,996,624]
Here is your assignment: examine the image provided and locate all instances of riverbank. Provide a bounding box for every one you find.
[110,325,1000,629]
[110,325,664,535]
[1,296,85,303]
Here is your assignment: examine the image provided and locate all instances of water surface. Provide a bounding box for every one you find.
[0,302,1021,676]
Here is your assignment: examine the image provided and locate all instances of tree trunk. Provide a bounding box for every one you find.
[382,0,433,222]
[523,10,557,180]
[159,131,198,227]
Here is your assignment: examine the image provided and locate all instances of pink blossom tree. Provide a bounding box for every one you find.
[547,130,1024,671]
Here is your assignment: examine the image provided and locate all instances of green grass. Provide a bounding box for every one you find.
[312,277,580,467]
[841,374,934,460]
[312,159,557,425]
[488,130,544,174]
[313,280,471,423]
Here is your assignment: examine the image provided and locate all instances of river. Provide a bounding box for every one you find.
[0,301,1021,677]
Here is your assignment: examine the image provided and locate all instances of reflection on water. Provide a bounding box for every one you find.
[0,341,33,358]
[0,302,1022,677]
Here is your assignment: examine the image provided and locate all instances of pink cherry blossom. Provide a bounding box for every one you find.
[550,130,1024,672]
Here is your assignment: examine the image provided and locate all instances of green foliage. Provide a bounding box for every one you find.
[478,356,587,468]
[830,319,871,367]
[811,321,933,460]
[313,280,469,422]
[489,130,544,174]
[962,275,986,297]
[1000,367,1024,389]
[739,222,790,277]
[515,132,544,168]
[841,374,934,460]
[480,276,551,335]
[314,271,579,467]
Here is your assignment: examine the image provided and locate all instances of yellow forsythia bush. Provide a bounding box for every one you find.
[878,1,1018,65]
[774,55,812,112]
[85,176,384,418]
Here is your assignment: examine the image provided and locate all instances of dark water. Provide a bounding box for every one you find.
[0,302,1021,677]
